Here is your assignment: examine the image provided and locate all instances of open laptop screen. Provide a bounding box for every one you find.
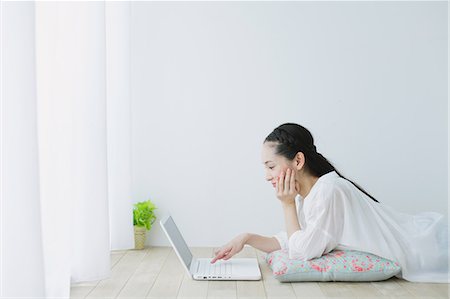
[160,216,193,268]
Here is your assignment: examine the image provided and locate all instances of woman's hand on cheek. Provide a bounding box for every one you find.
[275,168,297,206]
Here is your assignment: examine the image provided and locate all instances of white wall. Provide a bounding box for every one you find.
[130,2,448,247]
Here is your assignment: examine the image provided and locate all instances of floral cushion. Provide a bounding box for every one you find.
[265,249,401,282]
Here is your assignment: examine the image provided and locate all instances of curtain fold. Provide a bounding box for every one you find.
[35,2,111,292]
[105,1,134,251]
[1,1,133,298]
[1,2,46,297]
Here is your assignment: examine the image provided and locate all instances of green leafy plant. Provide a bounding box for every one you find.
[133,199,157,230]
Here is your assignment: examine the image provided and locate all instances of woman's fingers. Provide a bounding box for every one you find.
[211,253,223,264]
[281,168,296,194]
[222,248,237,260]
[285,169,291,191]
[211,247,231,264]
[290,168,296,192]
[275,168,297,204]
[278,171,284,193]
[278,169,291,194]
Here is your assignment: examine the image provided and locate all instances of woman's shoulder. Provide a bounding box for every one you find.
[313,172,353,201]
[315,171,347,190]
[304,175,350,215]
[318,172,374,206]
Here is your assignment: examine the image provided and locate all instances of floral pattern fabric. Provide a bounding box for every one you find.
[265,249,401,282]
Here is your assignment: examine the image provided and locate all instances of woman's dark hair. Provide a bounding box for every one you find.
[264,123,379,203]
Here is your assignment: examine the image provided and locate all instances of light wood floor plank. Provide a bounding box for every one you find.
[177,275,208,299]
[317,282,356,298]
[71,250,128,298]
[370,277,413,297]
[135,246,172,275]
[255,250,278,283]
[207,280,237,299]
[395,278,449,298]
[70,286,97,299]
[111,251,126,268]
[433,283,450,298]
[117,247,171,298]
[111,249,129,255]
[176,247,213,299]
[345,281,383,297]
[85,276,128,299]
[237,280,267,299]
[110,249,149,279]
[206,247,237,298]
[146,248,184,298]
[291,282,327,298]
[86,249,148,298]
[117,272,158,299]
[71,247,449,299]
[256,250,296,298]
[235,246,266,298]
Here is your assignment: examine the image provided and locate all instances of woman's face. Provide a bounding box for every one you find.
[261,142,298,188]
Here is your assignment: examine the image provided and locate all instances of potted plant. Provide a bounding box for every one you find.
[133,199,157,249]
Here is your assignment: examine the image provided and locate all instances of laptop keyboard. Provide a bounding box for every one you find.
[197,259,232,277]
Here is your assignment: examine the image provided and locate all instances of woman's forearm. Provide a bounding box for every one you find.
[245,233,281,253]
[283,203,301,239]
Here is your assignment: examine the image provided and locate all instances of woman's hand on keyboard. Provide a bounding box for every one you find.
[210,233,249,264]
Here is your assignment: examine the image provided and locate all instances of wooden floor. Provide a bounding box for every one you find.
[71,246,449,299]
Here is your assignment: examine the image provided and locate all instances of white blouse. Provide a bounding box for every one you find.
[273,171,449,283]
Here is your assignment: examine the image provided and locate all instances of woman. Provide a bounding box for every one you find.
[211,123,449,283]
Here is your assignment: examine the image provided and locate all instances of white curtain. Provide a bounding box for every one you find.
[1,1,133,298]
[105,2,135,251]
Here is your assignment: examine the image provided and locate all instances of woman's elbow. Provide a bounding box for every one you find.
[288,247,321,261]
[288,249,306,260]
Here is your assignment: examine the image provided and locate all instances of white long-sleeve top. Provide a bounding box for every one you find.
[273,170,449,283]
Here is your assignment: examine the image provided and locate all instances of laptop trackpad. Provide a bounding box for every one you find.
[201,258,261,279]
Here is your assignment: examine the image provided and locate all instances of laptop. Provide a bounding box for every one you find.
[160,215,262,281]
